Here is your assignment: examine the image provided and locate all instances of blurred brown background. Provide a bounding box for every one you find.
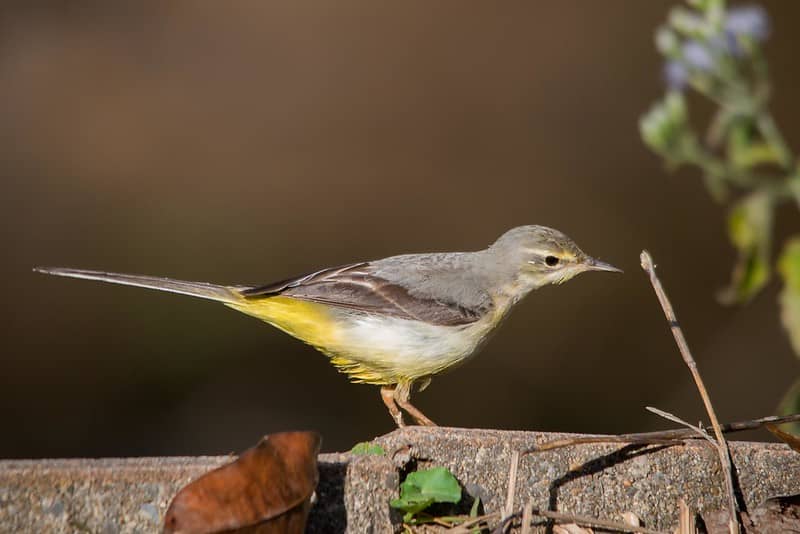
[2,1,799,458]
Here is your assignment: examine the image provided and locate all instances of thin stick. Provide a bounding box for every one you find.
[502,450,520,532]
[645,406,715,443]
[512,509,666,534]
[521,499,534,534]
[432,516,458,527]
[528,413,800,452]
[640,250,739,534]
[451,507,668,534]
[527,435,684,453]
[449,512,500,533]
[676,499,695,534]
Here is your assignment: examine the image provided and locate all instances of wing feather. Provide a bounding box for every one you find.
[241,262,489,326]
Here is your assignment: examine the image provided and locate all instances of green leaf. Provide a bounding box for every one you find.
[390,467,462,516]
[734,142,784,169]
[470,497,481,518]
[778,237,800,357]
[719,191,773,304]
[726,119,785,170]
[789,176,800,210]
[469,497,481,534]
[349,442,385,456]
[778,378,800,436]
[779,238,800,292]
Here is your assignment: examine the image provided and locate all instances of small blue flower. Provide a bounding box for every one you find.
[663,61,689,90]
[708,33,741,57]
[725,5,770,41]
[682,40,714,72]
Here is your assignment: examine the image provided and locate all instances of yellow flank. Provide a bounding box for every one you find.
[226,295,400,384]
[226,296,341,350]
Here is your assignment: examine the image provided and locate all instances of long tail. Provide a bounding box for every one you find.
[33,267,244,304]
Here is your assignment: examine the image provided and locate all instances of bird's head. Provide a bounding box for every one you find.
[488,225,621,290]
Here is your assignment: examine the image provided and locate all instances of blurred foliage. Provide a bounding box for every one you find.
[640,0,800,428]
[779,239,800,356]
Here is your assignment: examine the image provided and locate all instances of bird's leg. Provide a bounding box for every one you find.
[394,381,437,427]
[380,385,405,427]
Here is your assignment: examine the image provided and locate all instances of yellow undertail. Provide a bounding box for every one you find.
[226,296,396,385]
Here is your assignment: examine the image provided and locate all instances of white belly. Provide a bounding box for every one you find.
[330,311,496,381]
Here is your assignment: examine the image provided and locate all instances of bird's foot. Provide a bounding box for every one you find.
[393,381,437,427]
[380,386,406,427]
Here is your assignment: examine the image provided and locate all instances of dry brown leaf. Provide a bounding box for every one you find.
[163,431,321,534]
[766,423,800,454]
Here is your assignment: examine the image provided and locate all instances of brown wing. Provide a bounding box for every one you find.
[240,262,488,326]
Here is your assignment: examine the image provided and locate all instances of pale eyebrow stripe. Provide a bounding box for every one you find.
[523,248,551,256]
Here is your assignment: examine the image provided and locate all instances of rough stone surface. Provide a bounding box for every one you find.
[1,428,799,533]
[0,453,397,533]
[342,455,399,533]
[379,427,800,531]
[0,456,231,534]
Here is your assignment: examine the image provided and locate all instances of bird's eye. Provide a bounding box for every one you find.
[545,255,560,267]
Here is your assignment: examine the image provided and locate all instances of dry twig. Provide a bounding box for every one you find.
[527,413,800,453]
[676,499,695,534]
[645,406,715,443]
[448,511,501,532]
[503,450,520,530]
[528,507,666,534]
[466,507,668,534]
[450,507,668,534]
[640,250,739,534]
[520,499,534,534]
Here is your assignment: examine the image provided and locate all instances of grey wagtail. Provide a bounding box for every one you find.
[34,225,620,427]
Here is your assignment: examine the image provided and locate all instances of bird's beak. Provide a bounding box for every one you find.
[585,257,623,273]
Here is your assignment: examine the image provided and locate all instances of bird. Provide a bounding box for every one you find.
[34,225,620,427]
